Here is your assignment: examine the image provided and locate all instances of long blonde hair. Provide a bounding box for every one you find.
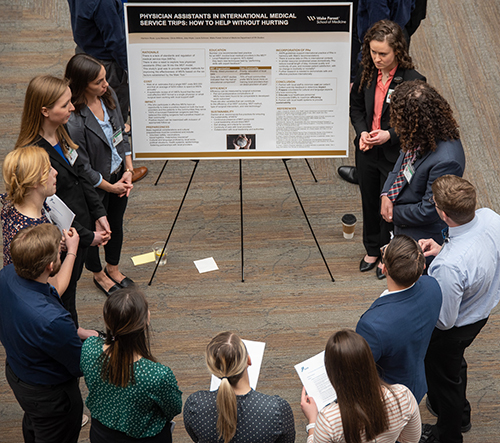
[205,332,249,443]
[2,146,51,205]
[15,75,77,152]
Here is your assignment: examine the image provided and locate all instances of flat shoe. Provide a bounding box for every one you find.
[104,268,135,287]
[360,257,378,272]
[93,277,121,297]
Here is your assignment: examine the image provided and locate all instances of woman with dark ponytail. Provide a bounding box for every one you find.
[80,287,182,442]
[184,332,295,443]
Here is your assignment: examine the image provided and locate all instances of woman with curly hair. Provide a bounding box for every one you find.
[380,80,465,249]
[300,329,421,443]
[350,20,426,279]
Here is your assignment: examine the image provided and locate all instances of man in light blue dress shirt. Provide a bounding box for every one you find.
[418,175,500,443]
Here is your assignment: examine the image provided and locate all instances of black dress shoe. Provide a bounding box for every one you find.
[104,268,135,288]
[376,266,386,280]
[93,278,121,297]
[338,166,359,185]
[420,423,439,443]
[360,257,378,272]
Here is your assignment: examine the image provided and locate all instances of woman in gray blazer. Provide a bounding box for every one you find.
[65,53,135,297]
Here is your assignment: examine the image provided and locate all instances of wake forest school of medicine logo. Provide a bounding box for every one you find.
[307,15,347,25]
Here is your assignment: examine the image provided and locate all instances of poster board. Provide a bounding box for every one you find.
[125,2,352,160]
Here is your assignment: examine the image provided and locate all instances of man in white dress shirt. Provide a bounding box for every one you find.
[418,175,500,443]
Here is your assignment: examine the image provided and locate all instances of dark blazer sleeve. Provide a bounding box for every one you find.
[356,313,383,362]
[66,113,102,187]
[349,69,372,138]
[74,157,107,224]
[385,139,465,228]
[35,136,106,248]
[393,156,465,227]
[66,88,130,186]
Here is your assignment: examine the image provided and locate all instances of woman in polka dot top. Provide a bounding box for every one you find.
[80,287,182,442]
[183,332,295,443]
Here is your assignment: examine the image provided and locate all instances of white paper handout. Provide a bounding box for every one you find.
[194,257,219,273]
[44,194,75,233]
[210,339,266,391]
[295,351,337,411]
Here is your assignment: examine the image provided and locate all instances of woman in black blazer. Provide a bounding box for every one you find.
[350,20,425,279]
[65,53,135,297]
[15,74,110,339]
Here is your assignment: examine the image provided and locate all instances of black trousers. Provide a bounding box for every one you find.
[86,170,128,273]
[90,417,172,443]
[6,362,83,443]
[424,318,488,443]
[355,144,395,257]
[61,246,87,328]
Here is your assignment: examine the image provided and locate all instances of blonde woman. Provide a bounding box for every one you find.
[183,332,295,443]
[1,146,79,296]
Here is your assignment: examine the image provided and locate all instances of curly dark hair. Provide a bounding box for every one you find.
[359,20,414,91]
[389,80,460,154]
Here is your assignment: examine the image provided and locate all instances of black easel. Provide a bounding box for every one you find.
[154,158,317,185]
[282,159,334,282]
[149,159,334,285]
[148,160,199,286]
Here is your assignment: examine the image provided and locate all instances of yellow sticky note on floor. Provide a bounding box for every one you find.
[131,251,156,266]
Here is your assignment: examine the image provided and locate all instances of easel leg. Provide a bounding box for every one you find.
[154,160,169,186]
[148,160,200,286]
[304,159,317,182]
[282,159,334,282]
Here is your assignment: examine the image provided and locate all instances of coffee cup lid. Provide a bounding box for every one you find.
[341,213,357,224]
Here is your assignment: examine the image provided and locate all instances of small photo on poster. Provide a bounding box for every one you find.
[227,134,256,150]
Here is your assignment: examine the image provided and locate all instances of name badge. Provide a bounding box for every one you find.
[403,162,415,183]
[112,129,123,147]
[65,147,78,166]
[386,89,395,104]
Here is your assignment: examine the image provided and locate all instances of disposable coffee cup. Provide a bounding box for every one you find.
[341,214,357,239]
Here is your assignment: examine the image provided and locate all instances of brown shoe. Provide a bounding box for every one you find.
[132,166,148,183]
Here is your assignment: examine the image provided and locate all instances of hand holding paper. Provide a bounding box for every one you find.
[295,351,337,412]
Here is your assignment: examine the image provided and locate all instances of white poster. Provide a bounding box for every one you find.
[126,2,351,160]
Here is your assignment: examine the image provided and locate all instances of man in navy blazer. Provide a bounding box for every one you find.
[356,235,442,403]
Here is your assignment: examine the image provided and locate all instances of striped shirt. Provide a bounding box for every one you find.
[307,384,421,443]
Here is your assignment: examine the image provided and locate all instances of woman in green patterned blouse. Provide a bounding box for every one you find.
[80,287,182,442]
